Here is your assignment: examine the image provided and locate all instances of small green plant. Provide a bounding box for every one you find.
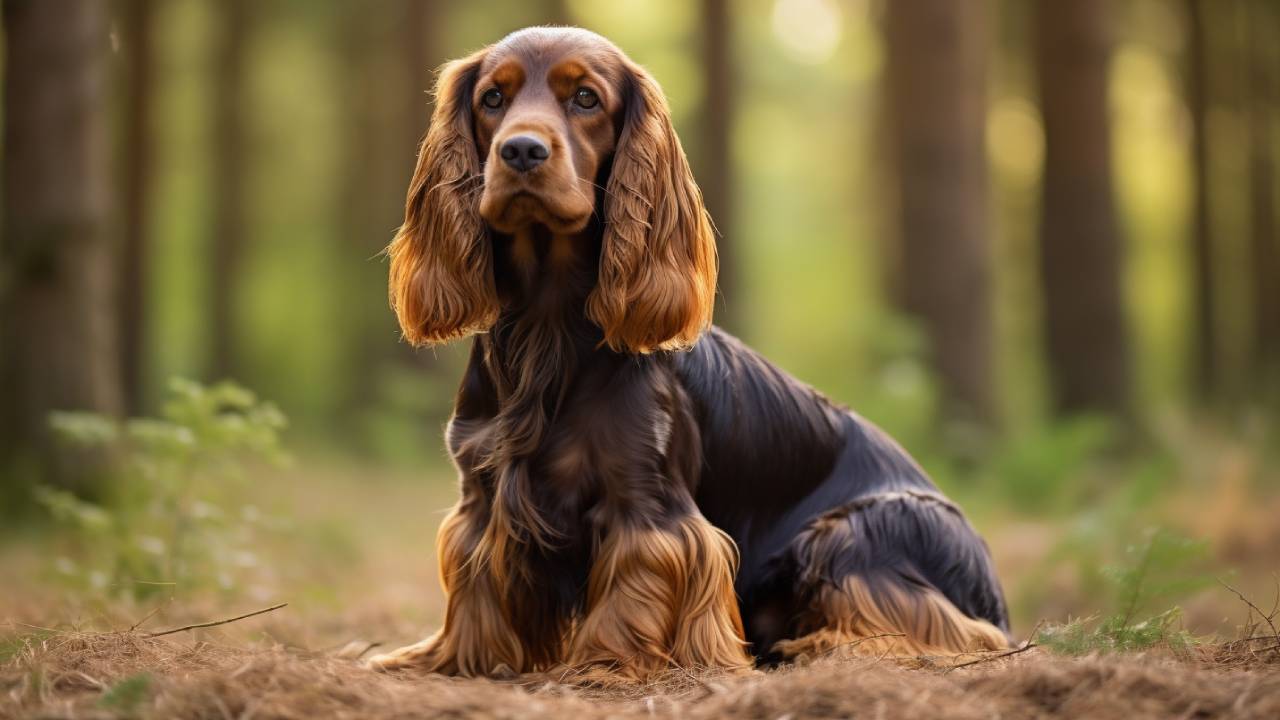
[1037,528,1211,654]
[37,379,288,600]
[97,673,153,715]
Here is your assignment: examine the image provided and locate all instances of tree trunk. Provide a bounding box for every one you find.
[1247,0,1280,394]
[1185,0,1217,403]
[336,1,436,424]
[119,0,156,415]
[0,0,121,491]
[698,0,736,332]
[210,0,248,381]
[1034,0,1131,417]
[884,0,996,425]
[404,0,432,141]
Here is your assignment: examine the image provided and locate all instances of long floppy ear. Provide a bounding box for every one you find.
[388,51,498,346]
[586,62,718,354]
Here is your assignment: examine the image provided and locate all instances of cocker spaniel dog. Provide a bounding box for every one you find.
[367,27,1010,681]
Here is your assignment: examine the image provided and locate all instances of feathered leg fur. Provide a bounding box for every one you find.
[366,503,527,676]
[565,514,753,682]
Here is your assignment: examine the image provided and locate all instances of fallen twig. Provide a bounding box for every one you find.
[332,640,383,661]
[946,641,1037,671]
[810,632,907,661]
[945,620,1043,672]
[128,597,174,633]
[143,602,288,638]
[836,632,906,653]
[1269,573,1279,621]
[1220,579,1278,638]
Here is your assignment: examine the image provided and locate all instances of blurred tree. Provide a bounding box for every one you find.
[884,0,996,425]
[404,0,435,136]
[0,0,121,493]
[119,0,156,415]
[210,0,248,382]
[1034,0,1131,418]
[336,1,438,425]
[698,0,737,332]
[1246,0,1280,396]
[1184,0,1218,403]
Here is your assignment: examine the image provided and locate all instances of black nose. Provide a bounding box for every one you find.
[500,135,549,172]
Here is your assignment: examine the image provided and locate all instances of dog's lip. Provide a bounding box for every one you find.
[493,186,573,215]
[483,188,589,232]
[500,189,552,212]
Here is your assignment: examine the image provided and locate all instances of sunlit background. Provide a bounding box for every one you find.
[2,0,1278,642]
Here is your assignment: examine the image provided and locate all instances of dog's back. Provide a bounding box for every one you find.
[677,327,1011,657]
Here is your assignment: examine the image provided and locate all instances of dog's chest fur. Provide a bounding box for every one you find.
[437,226,702,657]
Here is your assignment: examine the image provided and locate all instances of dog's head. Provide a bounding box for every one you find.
[387,27,717,354]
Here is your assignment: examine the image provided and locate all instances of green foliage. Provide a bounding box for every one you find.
[1105,529,1214,624]
[1038,608,1193,656]
[97,673,153,714]
[1037,529,1211,655]
[986,417,1116,514]
[37,379,288,600]
[0,630,47,664]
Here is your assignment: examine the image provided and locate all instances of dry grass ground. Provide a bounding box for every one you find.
[2,621,1278,720]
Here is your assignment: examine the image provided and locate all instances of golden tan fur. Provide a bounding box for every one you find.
[585,62,718,355]
[566,516,752,681]
[368,507,750,681]
[387,52,499,347]
[773,574,1010,660]
[773,501,1010,660]
[366,504,527,676]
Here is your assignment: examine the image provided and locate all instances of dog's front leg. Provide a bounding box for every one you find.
[366,501,524,676]
[565,512,752,682]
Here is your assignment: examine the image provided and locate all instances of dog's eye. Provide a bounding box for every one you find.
[481,88,503,109]
[573,88,599,109]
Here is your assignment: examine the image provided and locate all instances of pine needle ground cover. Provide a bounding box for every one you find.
[2,618,1278,720]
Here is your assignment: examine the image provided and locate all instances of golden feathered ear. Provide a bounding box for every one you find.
[388,51,497,346]
[586,61,718,354]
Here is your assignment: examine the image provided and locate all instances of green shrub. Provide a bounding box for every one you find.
[987,416,1115,514]
[1037,528,1211,654]
[36,379,288,600]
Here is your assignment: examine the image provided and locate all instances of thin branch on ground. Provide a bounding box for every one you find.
[946,641,1038,671]
[128,597,174,632]
[1269,573,1279,621]
[333,641,382,661]
[816,632,907,659]
[1220,579,1278,638]
[351,642,381,661]
[143,602,288,639]
[945,620,1043,673]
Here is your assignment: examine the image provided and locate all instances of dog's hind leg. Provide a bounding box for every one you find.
[771,492,1011,660]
